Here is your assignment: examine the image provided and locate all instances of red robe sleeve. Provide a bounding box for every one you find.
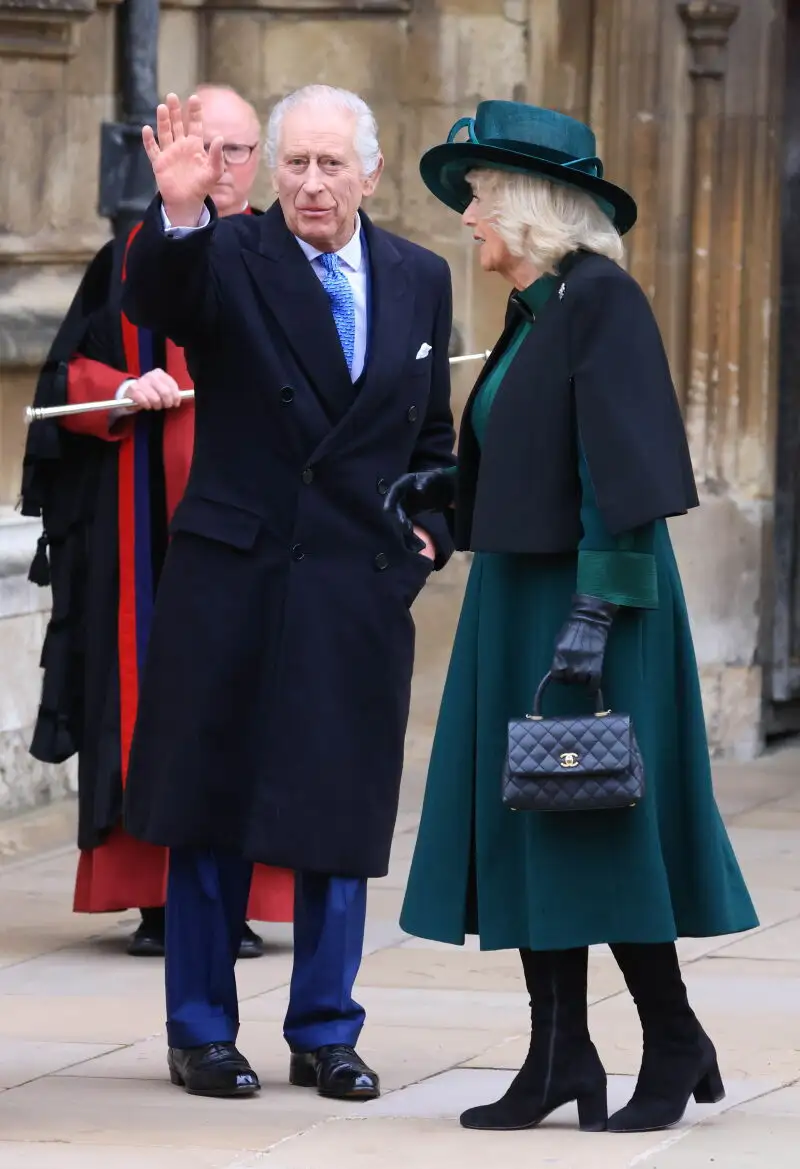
[60,356,134,441]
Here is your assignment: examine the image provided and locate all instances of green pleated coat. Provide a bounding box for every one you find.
[400,275,758,952]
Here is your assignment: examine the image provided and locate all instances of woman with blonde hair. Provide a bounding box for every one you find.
[386,102,757,1136]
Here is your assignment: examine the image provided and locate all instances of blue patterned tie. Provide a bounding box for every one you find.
[318,252,356,375]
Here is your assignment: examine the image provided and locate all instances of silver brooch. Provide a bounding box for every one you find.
[558,282,566,300]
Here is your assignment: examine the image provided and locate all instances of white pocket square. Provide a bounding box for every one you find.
[415,343,432,360]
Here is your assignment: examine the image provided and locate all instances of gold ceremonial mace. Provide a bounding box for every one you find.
[24,351,492,424]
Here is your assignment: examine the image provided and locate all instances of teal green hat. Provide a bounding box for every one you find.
[420,101,637,235]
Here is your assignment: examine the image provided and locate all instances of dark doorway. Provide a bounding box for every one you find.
[769,0,800,734]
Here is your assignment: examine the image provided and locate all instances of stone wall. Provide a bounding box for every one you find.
[0,510,76,816]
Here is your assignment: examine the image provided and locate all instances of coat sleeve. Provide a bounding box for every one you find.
[121,196,222,346]
[61,357,131,440]
[570,266,698,536]
[60,296,134,441]
[408,261,457,569]
[576,445,658,608]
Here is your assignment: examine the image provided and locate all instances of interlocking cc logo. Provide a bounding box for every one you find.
[559,751,580,769]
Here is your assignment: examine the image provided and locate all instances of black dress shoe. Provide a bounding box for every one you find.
[168,1043,260,1097]
[127,908,165,957]
[289,1045,380,1100]
[238,923,264,959]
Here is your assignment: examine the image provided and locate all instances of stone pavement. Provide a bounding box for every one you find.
[0,748,797,1167]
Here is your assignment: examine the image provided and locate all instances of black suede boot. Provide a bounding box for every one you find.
[608,942,725,1133]
[459,947,607,1132]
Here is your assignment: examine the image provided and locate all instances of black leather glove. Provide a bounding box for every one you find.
[550,594,619,691]
[383,468,455,529]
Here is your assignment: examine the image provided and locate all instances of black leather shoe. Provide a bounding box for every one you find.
[127,909,165,957]
[289,1045,380,1100]
[238,923,264,959]
[168,1043,260,1097]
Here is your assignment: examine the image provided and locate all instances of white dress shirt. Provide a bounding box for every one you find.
[162,206,369,381]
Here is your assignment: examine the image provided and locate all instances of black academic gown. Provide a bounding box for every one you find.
[20,239,129,850]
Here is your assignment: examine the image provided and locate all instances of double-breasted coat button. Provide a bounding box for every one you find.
[376,477,389,495]
[407,405,418,422]
[374,553,389,571]
[302,468,314,484]
[280,386,295,404]
[291,543,305,561]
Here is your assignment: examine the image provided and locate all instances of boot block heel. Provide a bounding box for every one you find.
[577,1086,608,1132]
[693,1062,725,1105]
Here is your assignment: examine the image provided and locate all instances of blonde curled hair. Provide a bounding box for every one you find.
[468,168,624,273]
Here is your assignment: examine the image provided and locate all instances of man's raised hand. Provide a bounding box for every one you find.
[142,93,225,227]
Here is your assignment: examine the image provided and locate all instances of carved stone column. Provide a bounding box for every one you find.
[678,1,740,479]
[671,0,792,759]
[526,0,594,121]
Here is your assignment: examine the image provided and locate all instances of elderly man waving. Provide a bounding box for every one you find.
[121,84,456,1100]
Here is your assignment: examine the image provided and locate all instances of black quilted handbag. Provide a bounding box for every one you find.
[501,673,644,812]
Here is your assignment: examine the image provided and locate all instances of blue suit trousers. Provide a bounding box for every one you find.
[165,847,368,1052]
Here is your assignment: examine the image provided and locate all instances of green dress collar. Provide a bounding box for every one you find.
[513,272,559,319]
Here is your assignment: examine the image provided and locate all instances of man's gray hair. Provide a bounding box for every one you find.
[266,85,381,176]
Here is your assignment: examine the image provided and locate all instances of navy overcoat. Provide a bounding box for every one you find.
[120,198,455,877]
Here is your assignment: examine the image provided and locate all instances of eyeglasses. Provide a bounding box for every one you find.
[204,143,259,166]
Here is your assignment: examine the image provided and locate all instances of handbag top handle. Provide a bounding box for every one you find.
[527,672,609,720]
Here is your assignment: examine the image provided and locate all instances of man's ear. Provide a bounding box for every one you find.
[362,153,384,198]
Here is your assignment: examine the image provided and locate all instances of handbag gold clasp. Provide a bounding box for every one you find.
[559,751,580,768]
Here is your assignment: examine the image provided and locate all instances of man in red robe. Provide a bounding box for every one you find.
[21,86,294,958]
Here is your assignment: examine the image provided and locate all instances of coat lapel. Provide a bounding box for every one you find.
[358,214,413,398]
[241,203,356,425]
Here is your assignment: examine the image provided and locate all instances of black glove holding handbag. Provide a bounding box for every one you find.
[383,468,455,530]
[550,594,620,691]
[501,595,644,815]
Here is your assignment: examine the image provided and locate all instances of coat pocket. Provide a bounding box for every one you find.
[169,495,262,551]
